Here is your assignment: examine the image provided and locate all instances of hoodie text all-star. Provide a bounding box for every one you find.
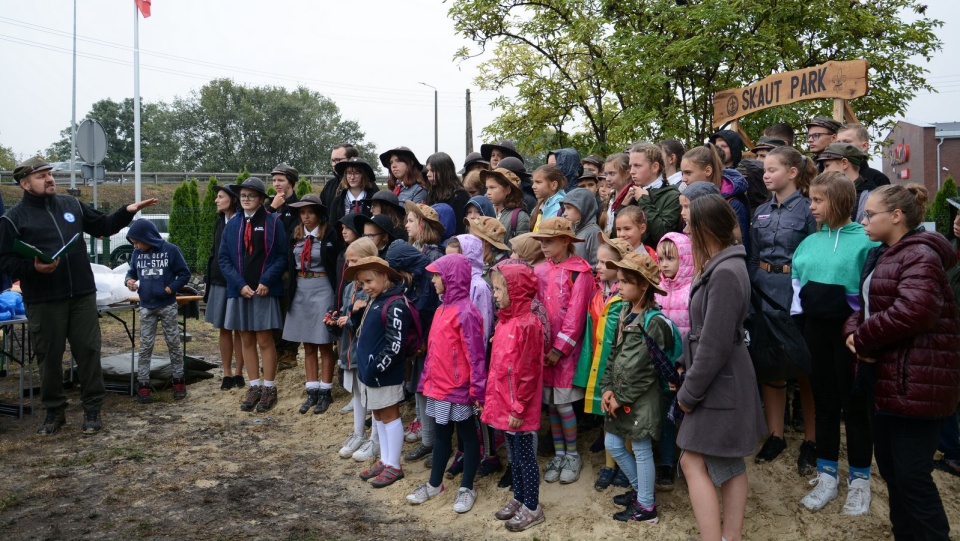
[125,219,190,309]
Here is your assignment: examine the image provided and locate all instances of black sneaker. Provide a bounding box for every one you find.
[655,465,675,491]
[614,501,659,524]
[299,388,319,414]
[497,464,513,488]
[797,440,817,476]
[612,467,631,488]
[755,434,787,463]
[220,377,235,391]
[613,488,637,507]
[477,455,503,477]
[313,389,333,414]
[136,382,152,404]
[934,458,960,478]
[404,443,433,462]
[595,466,616,491]
[37,408,66,435]
[589,431,605,453]
[172,378,187,401]
[82,409,103,435]
[233,375,245,388]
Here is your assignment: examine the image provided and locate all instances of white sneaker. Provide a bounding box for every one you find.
[352,439,380,462]
[338,433,365,459]
[452,487,477,513]
[404,418,422,442]
[559,454,583,484]
[543,456,564,483]
[406,482,444,504]
[800,472,839,511]
[340,402,354,413]
[842,478,871,516]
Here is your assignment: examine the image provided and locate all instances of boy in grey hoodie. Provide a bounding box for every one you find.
[560,188,602,268]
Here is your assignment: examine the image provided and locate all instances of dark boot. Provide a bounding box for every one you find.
[257,385,278,412]
[313,389,333,414]
[299,388,320,414]
[37,407,66,435]
[172,378,187,401]
[241,385,262,412]
[136,382,152,404]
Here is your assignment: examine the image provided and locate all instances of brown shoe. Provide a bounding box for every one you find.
[495,498,522,520]
[240,385,262,412]
[505,503,545,532]
[256,385,278,412]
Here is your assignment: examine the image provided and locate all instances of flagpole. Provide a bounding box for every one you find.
[69,0,77,191]
[133,0,142,209]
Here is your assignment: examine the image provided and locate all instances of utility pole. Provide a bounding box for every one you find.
[419,82,438,154]
[465,89,473,155]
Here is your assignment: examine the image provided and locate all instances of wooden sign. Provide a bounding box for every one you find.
[712,60,869,128]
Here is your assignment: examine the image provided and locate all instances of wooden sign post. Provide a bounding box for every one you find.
[712,60,869,138]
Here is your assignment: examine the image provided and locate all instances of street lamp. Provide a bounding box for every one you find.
[419,82,438,154]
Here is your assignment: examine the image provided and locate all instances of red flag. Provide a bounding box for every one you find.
[136,0,151,18]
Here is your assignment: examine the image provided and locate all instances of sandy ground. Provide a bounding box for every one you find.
[0,315,958,540]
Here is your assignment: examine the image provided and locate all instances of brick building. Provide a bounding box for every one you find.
[882,120,960,195]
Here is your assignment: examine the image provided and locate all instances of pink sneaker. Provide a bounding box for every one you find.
[404,419,422,442]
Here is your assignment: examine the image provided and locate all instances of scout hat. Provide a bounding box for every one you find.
[270,162,299,183]
[681,181,721,202]
[369,189,406,215]
[343,256,401,281]
[479,167,523,197]
[508,233,545,265]
[405,201,444,232]
[355,213,400,242]
[338,212,364,237]
[13,157,53,183]
[459,152,490,175]
[805,116,842,134]
[530,217,584,243]
[230,177,268,198]
[334,157,376,182]
[465,216,510,251]
[288,194,328,219]
[750,136,786,153]
[606,251,667,295]
[496,156,530,181]
[379,146,422,170]
[480,139,524,163]
[597,232,633,259]
[582,154,604,169]
[816,143,867,166]
[576,173,600,187]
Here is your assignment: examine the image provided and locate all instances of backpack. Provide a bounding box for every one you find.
[642,308,683,365]
[509,207,522,231]
[380,295,424,358]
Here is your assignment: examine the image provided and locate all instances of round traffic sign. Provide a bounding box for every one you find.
[76,118,107,163]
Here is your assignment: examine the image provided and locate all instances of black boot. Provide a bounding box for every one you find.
[299,388,320,414]
[313,389,333,414]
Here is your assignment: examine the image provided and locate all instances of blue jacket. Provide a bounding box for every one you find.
[125,219,190,309]
[721,167,751,254]
[549,148,582,192]
[355,282,414,387]
[218,208,287,299]
[465,195,496,219]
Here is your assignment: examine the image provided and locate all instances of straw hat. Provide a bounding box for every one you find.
[530,217,584,243]
[404,201,443,230]
[597,232,633,259]
[480,167,523,197]
[605,251,666,295]
[465,216,510,251]
[343,256,401,281]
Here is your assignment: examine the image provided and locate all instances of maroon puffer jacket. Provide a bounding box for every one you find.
[843,230,960,418]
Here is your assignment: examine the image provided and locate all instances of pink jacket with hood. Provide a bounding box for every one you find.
[656,232,693,337]
[535,253,596,388]
[456,234,495,344]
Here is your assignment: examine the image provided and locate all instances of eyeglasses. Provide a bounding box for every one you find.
[807,132,831,141]
[239,194,260,200]
[345,171,363,177]
[862,210,893,223]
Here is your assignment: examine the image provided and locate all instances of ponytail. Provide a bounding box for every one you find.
[873,183,929,229]
[768,146,817,196]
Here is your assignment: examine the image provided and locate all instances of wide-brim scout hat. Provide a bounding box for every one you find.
[805,116,842,134]
[508,233,545,264]
[530,217,584,243]
[606,251,667,295]
[355,213,399,241]
[334,157,376,181]
[270,162,299,182]
[288,194,328,219]
[13,157,53,183]
[816,143,867,166]
[465,216,510,251]
[496,156,530,181]
[379,146,422,170]
[370,189,406,214]
[480,167,523,197]
[338,212,363,237]
[405,200,444,230]
[597,232,633,259]
[343,256,402,281]
[750,136,787,153]
[480,139,524,163]
[459,151,490,175]
[230,177,269,198]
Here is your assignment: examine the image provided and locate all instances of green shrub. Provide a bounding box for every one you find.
[295,178,313,198]
[169,180,199,271]
[926,176,957,236]
[196,176,219,276]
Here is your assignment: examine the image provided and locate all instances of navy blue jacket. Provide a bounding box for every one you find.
[217,208,287,298]
[124,219,190,309]
[355,283,414,387]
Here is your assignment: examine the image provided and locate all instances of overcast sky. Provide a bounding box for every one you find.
[1,0,958,171]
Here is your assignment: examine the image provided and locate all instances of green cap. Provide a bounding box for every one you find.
[13,157,53,183]
[751,136,786,153]
[817,143,867,166]
[805,116,842,133]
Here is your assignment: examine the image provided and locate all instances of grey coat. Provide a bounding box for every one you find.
[676,244,766,457]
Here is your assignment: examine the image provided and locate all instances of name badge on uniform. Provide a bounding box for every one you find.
[757,214,770,220]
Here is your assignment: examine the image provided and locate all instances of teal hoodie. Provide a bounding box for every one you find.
[790,222,879,317]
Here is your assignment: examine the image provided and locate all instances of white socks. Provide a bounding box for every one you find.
[352,393,366,437]
[250,378,261,387]
[305,381,320,390]
[263,380,276,388]
[384,418,404,469]
[319,381,333,391]
[376,420,387,463]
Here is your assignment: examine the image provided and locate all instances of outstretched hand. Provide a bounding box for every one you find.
[126,198,159,214]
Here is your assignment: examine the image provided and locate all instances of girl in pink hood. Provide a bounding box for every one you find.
[654,231,693,491]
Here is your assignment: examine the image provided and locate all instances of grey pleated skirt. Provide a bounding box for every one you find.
[282,276,335,345]
[224,295,282,332]
[204,284,229,328]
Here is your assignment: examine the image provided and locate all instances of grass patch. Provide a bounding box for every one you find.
[108,446,153,462]
[0,493,23,513]
[54,452,99,468]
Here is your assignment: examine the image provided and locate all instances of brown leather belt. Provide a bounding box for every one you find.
[297,271,327,278]
[758,260,791,274]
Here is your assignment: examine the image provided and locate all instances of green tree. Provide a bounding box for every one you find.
[169,180,199,272]
[450,0,942,152]
[927,175,958,236]
[0,136,16,171]
[235,165,251,185]
[295,178,313,198]
[172,79,378,175]
[197,177,219,277]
